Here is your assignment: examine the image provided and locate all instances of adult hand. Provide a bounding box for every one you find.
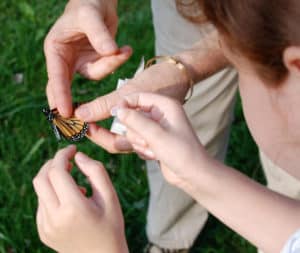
[74,61,191,153]
[33,146,128,253]
[113,92,210,185]
[45,0,132,117]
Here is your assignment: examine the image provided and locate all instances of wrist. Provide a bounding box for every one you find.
[125,60,191,103]
[174,151,219,198]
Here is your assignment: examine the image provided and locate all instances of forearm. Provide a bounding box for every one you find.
[175,29,230,84]
[180,158,300,253]
[124,30,229,102]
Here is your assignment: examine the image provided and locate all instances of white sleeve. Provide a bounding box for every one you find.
[281,229,300,253]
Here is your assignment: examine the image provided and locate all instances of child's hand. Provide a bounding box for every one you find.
[33,145,128,253]
[113,92,211,186]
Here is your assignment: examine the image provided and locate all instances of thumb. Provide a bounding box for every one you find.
[74,152,118,206]
[79,7,118,55]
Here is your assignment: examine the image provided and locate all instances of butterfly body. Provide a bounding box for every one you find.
[42,108,88,142]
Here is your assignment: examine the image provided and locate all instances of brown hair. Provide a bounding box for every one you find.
[176,0,300,84]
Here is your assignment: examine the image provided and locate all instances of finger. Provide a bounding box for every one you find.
[48,145,82,204]
[105,3,118,39]
[125,128,147,148]
[33,160,59,210]
[46,83,56,109]
[132,144,156,160]
[79,6,118,55]
[74,152,118,206]
[75,87,127,122]
[116,107,167,149]
[87,123,132,153]
[44,41,73,117]
[79,46,132,80]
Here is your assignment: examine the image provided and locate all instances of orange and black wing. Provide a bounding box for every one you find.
[51,109,88,142]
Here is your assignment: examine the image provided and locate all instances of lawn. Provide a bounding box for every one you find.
[0,0,264,252]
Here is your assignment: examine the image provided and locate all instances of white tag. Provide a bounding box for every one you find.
[110,58,145,135]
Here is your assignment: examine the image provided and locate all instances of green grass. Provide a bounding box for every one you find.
[0,1,264,252]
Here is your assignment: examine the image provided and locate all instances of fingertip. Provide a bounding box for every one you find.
[99,39,118,55]
[75,152,104,173]
[67,144,77,152]
[75,152,90,164]
[119,45,133,56]
[86,122,99,136]
[74,104,91,121]
[75,152,101,167]
[58,104,73,118]
[55,145,77,161]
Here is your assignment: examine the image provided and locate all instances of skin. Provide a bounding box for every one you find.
[73,30,228,153]
[44,0,228,153]
[33,146,129,253]
[114,41,300,253]
[44,0,132,117]
[42,0,300,252]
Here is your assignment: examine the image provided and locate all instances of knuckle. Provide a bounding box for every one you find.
[32,177,40,191]
[60,204,83,224]
[43,35,54,54]
[93,97,109,118]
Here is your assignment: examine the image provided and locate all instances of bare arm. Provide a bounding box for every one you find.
[76,29,230,121]
[115,92,299,253]
[181,158,300,253]
[74,29,230,153]
[175,29,230,84]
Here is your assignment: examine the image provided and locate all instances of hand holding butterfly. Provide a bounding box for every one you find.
[73,32,227,154]
[33,146,129,253]
[45,0,132,117]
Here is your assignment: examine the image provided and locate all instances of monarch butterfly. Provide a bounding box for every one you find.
[42,107,88,142]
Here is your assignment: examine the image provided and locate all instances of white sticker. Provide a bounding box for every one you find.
[110,58,145,135]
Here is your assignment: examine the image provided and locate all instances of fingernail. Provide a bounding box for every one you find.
[120,45,132,54]
[116,108,126,121]
[101,41,118,54]
[76,105,91,120]
[76,152,89,163]
[144,149,155,158]
[110,106,119,117]
[68,144,76,150]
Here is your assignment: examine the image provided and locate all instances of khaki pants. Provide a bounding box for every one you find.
[147,0,300,251]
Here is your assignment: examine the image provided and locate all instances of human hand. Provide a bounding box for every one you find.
[112,92,211,185]
[45,0,132,117]
[74,61,191,153]
[33,146,128,253]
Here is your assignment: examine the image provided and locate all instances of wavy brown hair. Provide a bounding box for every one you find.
[176,0,300,83]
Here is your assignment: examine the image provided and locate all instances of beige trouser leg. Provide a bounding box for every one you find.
[146,0,238,249]
[258,152,300,253]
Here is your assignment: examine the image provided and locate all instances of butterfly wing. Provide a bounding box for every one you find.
[51,109,88,142]
[51,123,62,141]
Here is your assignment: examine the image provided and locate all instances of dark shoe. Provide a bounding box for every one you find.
[144,242,190,253]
